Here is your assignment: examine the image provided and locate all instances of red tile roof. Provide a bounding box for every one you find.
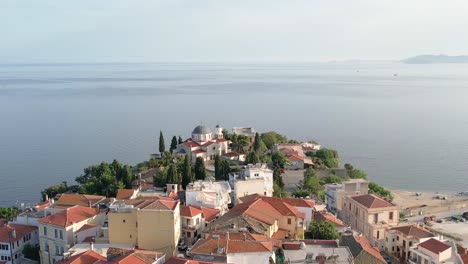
[165,257,219,264]
[0,224,37,243]
[389,225,434,239]
[190,238,273,256]
[56,250,105,264]
[418,238,451,254]
[35,200,53,211]
[195,206,220,222]
[350,194,395,209]
[313,211,346,227]
[240,194,313,216]
[286,154,304,162]
[76,224,98,233]
[56,194,106,207]
[182,141,200,148]
[192,149,206,154]
[116,189,137,200]
[353,235,386,263]
[38,206,101,227]
[180,205,202,218]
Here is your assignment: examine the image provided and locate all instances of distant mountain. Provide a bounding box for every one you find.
[403,54,468,64]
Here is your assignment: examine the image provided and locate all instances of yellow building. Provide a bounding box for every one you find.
[341,194,399,250]
[107,198,180,257]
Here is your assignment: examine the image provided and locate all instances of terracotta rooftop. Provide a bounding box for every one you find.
[56,250,105,264]
[120,198,178,211]
[180,205,202,218]
[38,205,101,227]
[192,149,206,154]
[0,224,37,243]
[165,257,219,264]
[418,238,451,254]
[182,141,200,148]
[35,200,53,211]
[350,194,395,209]
[389,224,434,239]
[116,189,137,200]
[353,235,386,263]
[286,154,304,162]
[76,224,98,233]
[56,194,106,207]
[195,206,220,222]
[240,194,315,209]
[313,211,345,227]
[190,238,273,256]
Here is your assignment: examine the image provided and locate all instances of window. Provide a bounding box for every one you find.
[16,240,19,247]
[409,241,413,247]
[123,219,126,223]
[187,232,191,238]
[43,226,48,236]
[389,212,394,220]
[59,230,63,240]
[349,203,351,210]
[397,236,399,241]
[374,214,378,224]
[288,218,292,225]
[377,231,380,239]
[55,229,58,238]
[392,246,394,251]
[196,218,200,224]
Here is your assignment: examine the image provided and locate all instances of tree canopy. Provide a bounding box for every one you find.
[314,148,339,168]
[0,207,18,220]
[272,151,289,169]
[260,131,287,149]
[246,151,260,164]
[369,182,394,201]
[159,131,165,153]
[181,155,193,189]
[170,136,178,153]
[306,221,338,240]
[194,157,207,180]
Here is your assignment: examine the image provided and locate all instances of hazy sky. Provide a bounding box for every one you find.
[1,0,468,63]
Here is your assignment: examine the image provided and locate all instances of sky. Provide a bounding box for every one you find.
[1,0,468,63]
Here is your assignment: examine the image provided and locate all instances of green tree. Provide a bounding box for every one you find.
[273,182,286,197]
[344,163,367,179]
[253,132,261,152]
[214,155,222,180]
[159,130,165,154]
[194,157,207,180]
[231,134,249,156]
[41,181,77,201]
[121,165,134,188]
[178,136,183,144]
[0,207,18,220]
[325,173,342,184]
[307,221,338,240]
[292,189,310,198]
[154,168,167,187]
[273,167,285,189]
[166,163,180,184]
[315,148,339,168]
[261,131,287,149]
[246,151,260,164]
[222,129,231,140]
[170,136,178,153]
[181,155,194,189]
[111,159,123,181]
[272,151,289,169]
[369,182,394,200]
[219,159,231,181]
[23,244,40,261]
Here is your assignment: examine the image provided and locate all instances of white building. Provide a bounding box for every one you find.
[185,179,232,215]
[409,237,463,264]
[174,125,232,162]
[0,224,39,264]
[229,164,273,204]
[324,178,368,217]
[38,205,106,264]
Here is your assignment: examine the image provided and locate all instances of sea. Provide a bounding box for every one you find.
[1,61,468,207]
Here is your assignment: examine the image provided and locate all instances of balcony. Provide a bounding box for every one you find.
[182,224,200,231]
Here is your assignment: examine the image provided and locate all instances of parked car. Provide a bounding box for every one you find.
[178,241,187,251]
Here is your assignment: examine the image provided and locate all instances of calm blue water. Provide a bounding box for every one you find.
[1,62,468,207]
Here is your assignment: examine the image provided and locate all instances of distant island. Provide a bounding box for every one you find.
[403,54,468,64]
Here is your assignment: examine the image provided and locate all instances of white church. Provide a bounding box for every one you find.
[174,125,235,162]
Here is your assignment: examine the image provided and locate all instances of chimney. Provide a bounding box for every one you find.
[226,232,229,241]
[243,233,246,241]
[90,242,94,251]
[88,201,92,208]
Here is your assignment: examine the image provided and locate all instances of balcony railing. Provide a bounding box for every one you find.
[182,224,200,230]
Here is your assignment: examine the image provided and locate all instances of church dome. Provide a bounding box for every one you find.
[192,125,212,135]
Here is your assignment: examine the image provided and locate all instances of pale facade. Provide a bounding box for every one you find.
[229,164,273,203]
[179,205,204,245]
[107,199,181,257]
[0,224,39,264]
[409,238,462,264]
[324,179,369,216]
[384,224,435,261]
[185,179,232,215]
[341,194,399,250]
[38,206,105,264]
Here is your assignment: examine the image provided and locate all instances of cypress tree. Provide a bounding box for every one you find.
[253,132,261,152]
[167,163,180,184]
[194,157,207,180]
[178,136,183,144]
[159,131,165,154]
[214,155,221,180]
[170,136,178,153]
[181,155,193,189]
